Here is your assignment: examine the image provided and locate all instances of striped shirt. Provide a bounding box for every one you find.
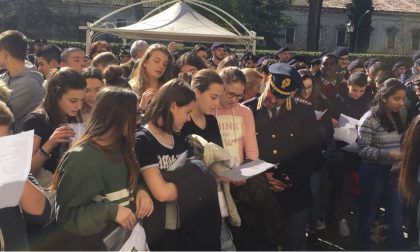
[357,111,402,166]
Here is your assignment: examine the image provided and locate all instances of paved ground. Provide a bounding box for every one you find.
[311,212,417,251]
[306,167,417,251]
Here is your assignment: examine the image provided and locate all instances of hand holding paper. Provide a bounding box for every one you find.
[334,114,360,144]
[338,114,359,129]
[219,159,274,181]
[67,123,85,146]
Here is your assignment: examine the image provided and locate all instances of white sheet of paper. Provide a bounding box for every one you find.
[334,127,358,144]
[67,123,85,146]
[220,159,274,180]
[119,223,149,251]
[338,114,359,128]
[315,109,328,120]
[0,130,34,209]
[341,142,359,154]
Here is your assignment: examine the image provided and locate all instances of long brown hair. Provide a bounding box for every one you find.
[37,67,86,127]
[144,79,196,134]
[51,87,139,191]
[371,78,405,134]
[129,44,173,97]
[398,115,420,204]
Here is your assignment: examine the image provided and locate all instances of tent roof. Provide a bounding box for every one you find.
[90,1,262,44]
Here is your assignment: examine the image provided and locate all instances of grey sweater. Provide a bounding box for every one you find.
[357,111,402,166]
[1,68,44,132]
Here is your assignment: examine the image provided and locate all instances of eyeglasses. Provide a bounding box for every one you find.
[224,88,244,100]
[339,57,349,61]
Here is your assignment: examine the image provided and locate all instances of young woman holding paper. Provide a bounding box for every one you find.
[135,79,195,250]
[52,87,153,250]
[22,67,86,183]
[213,66,258,167]
[357,78,407,250]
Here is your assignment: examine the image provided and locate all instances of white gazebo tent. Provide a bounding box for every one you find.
[81,0,263,53]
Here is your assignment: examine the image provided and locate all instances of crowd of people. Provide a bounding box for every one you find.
[1,28,420,251]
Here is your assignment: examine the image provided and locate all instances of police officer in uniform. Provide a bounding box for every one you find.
[243,63,323,250]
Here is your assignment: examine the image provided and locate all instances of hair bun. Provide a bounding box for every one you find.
[103,65,124,82]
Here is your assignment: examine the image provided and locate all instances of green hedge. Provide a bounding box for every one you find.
[33,40,88,51]
[39,39,413,67]
[251,50,413,69]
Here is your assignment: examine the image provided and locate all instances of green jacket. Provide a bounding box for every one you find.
[56,143,133,236]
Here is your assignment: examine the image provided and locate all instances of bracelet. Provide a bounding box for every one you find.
[39,146,51,159]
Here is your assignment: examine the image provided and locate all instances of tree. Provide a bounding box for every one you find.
[0,0,97,41]
[201,0,292,48]
[346,0,374,52]
[306,0,323,51]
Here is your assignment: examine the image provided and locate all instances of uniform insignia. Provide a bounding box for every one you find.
[295,97,312,106]
[281,78,291,89]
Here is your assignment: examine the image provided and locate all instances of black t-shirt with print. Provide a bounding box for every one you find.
[21,112,62,173]
[181,114,223,147]
[135,126,188,171]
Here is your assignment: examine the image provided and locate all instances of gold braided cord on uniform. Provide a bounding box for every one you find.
[269,75,297,96]
[286,96,292,111]
[257,93,264,110]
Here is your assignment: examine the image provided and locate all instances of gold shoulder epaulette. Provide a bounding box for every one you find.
[256,94,264,110]
[295,97,312,106]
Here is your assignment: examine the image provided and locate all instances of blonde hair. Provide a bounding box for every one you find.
[0,79,12,102]
[242,68,263,88]
[129,44,173,97]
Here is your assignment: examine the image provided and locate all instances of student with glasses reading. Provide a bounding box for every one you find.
[213,67,258,169]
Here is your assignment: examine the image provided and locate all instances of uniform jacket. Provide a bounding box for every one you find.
[244,96,324,213]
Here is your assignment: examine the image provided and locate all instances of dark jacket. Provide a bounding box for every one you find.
[231,173,286,250]
[143,160,221,251]
[332,92,370,121]
[297,93,336,168]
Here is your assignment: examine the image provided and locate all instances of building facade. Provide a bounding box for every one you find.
[276,0,420,54]
[0,0,161,41]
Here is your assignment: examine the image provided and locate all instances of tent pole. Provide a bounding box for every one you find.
[251,31,257,54]
[85,23,92,54]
